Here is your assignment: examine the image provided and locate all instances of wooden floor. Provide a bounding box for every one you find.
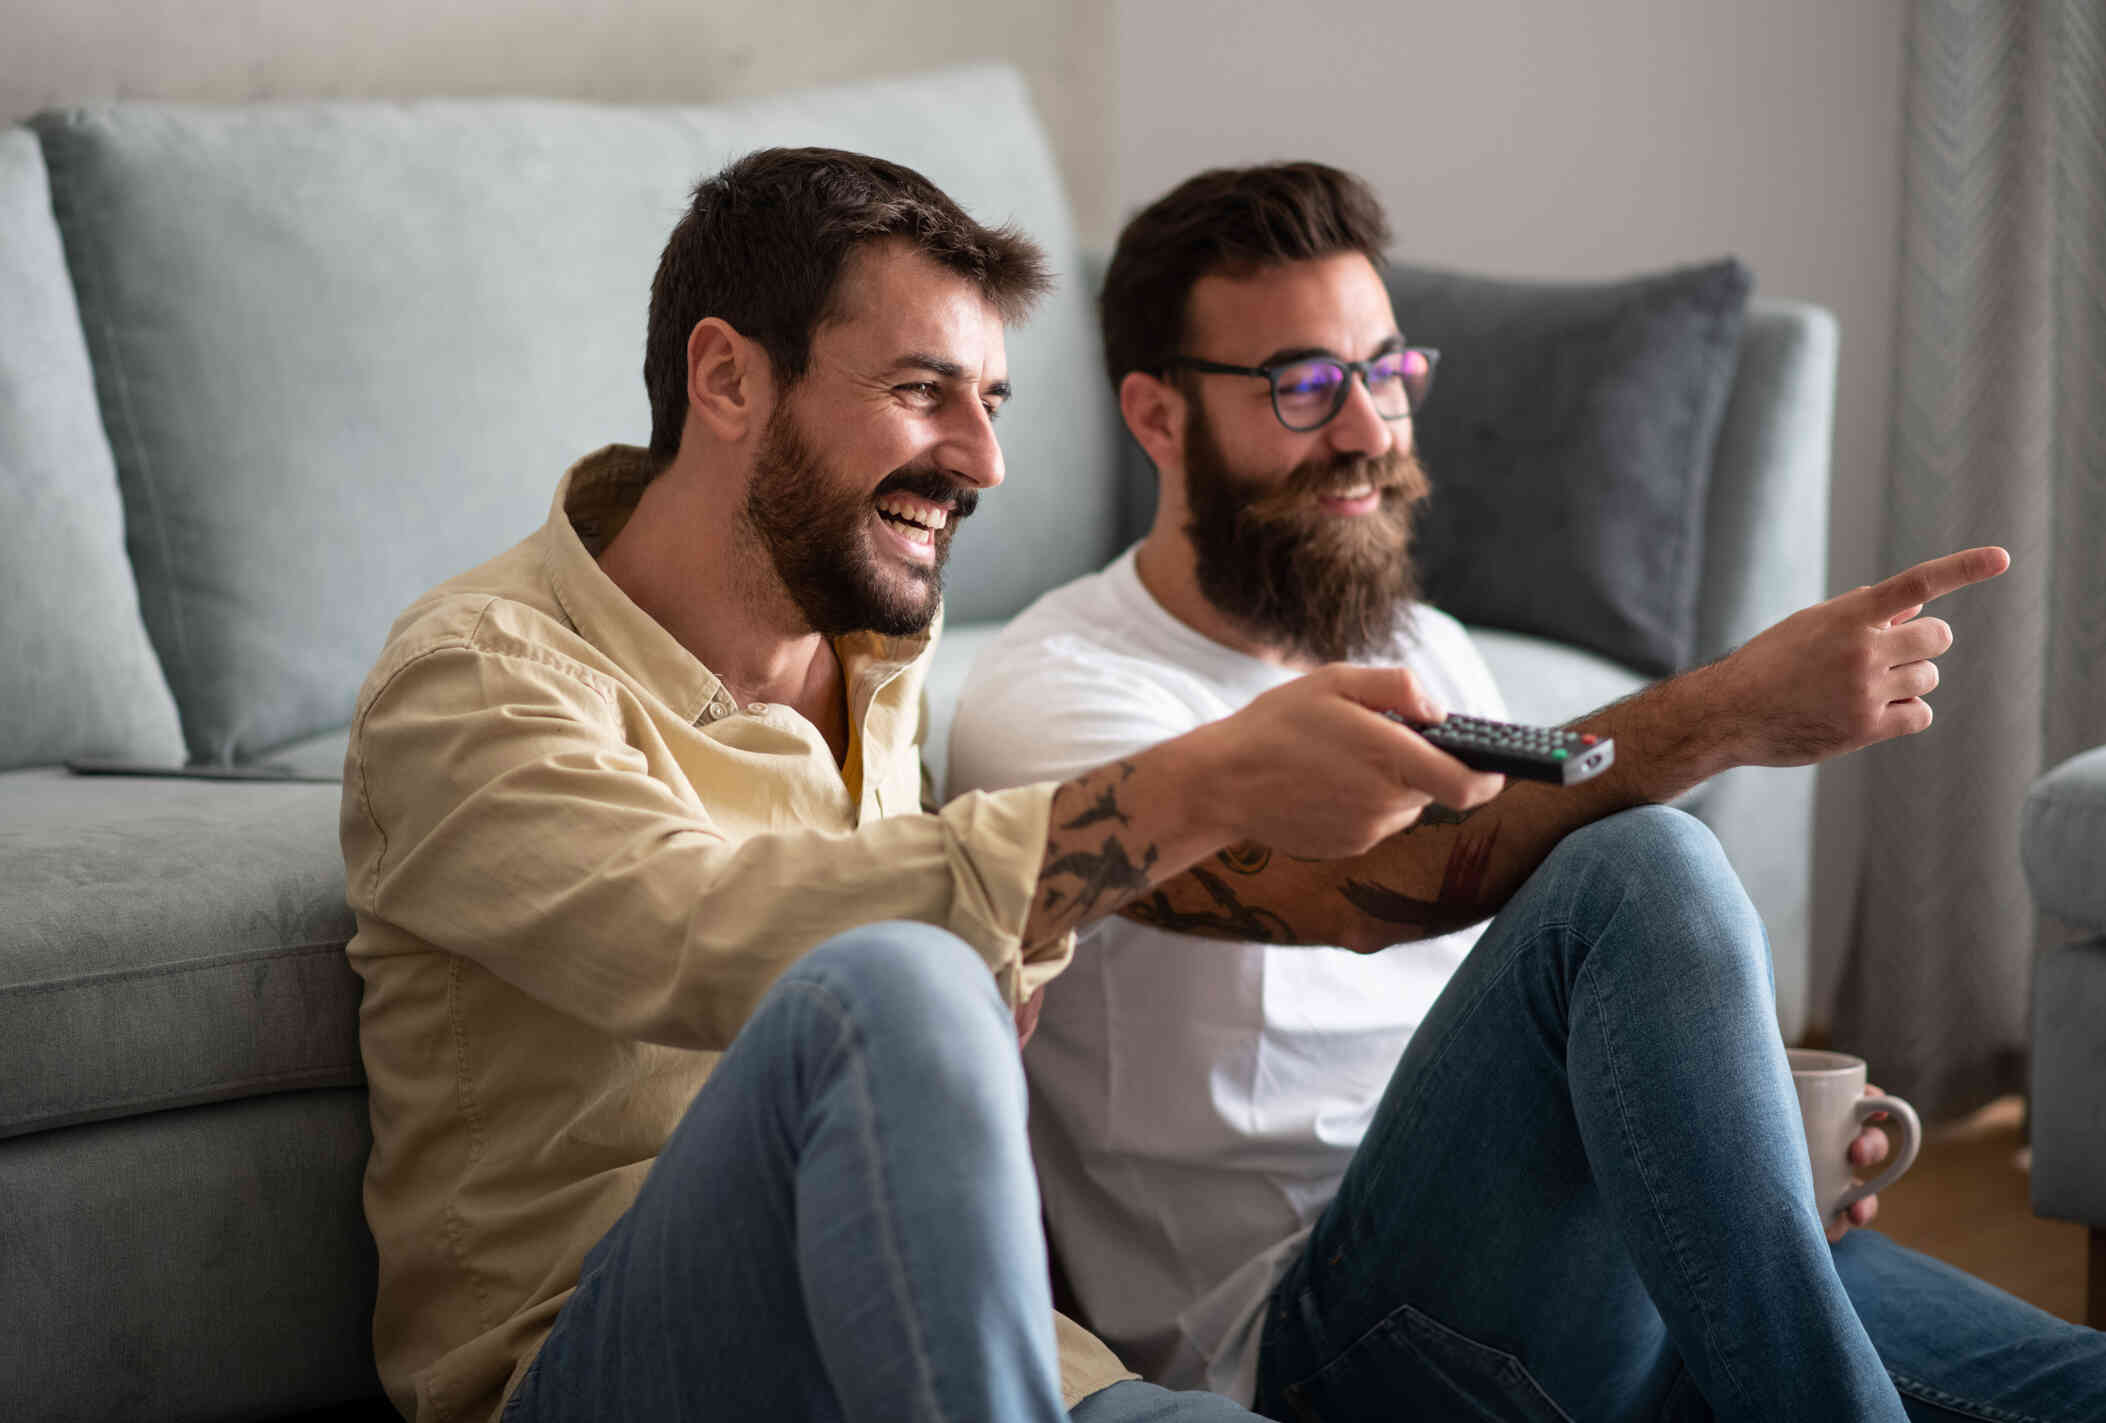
[1868,1094,2092,1325]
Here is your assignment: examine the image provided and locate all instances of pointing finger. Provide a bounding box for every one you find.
[1859,547,2010,622]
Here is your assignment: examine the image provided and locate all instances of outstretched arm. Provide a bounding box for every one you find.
[1126,546,2012,954]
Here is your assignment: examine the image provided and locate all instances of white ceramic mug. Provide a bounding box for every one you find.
[1787,1048,1922,1219]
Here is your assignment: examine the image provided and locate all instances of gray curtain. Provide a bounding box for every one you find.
[1834,0,2106,1122]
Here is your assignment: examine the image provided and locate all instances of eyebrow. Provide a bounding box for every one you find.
[1254,334,1406,368]
[888,351,1011,401]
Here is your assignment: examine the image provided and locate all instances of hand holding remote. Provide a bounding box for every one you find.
[1191,664,1504,860]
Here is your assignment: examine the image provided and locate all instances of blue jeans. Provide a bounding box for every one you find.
[1251,806,2106,1422]
[504,921,1070,1423]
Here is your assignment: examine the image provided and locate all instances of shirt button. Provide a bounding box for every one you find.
[746,703,768,715]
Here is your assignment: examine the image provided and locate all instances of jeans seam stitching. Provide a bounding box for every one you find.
[1576,939,1754,1414]
[796,979,955,1423]
[1889,1369,2050,1423]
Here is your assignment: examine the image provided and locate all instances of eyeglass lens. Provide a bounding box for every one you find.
[1271,350,1433,430]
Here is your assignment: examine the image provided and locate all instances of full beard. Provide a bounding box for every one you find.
[741,404,975,638]
[1182,410,1428,664]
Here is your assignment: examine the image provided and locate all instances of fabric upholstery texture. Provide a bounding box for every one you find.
[2021,745,2106,932]
[32,67,1123,764]
[0,1089,382,1422]
[1390,257,1752,676]
[2024,749,2106,1224]
[2030,938,2106,1223]
[0,768,360,1140]
[0,128,184,772]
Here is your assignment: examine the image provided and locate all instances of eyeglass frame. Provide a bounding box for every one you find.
[1159,346,1440,433]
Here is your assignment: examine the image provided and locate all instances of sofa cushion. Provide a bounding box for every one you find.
[0,768,360,1139]
[0,128,185,772]
[1390,258,1751,677]
[33,66,1125,764]
[2021,744,2106,933]
[0,1088,382,1422]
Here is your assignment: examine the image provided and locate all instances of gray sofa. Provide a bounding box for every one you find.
[2023,745,2106,1327]
[0,66,1837,1422]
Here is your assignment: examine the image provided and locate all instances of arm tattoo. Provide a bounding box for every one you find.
[1058,781,1133,831]
[1338,825,1503,927]
[1127,864,1298,942]
[1338,877,1446,928]
[1042,835,1158,919]
[1034,761,1162,933]
[1438,825,1501,903]
[1405,801,1482,831]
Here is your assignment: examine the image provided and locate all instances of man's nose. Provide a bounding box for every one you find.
[1325,372,1397,458]
[940,400,1005,489]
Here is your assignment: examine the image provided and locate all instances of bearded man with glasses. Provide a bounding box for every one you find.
[949,162,2106,1421]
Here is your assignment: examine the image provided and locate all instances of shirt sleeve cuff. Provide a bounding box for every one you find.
[935,782,1074,1004]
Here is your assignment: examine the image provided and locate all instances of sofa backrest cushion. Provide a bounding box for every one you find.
[1388,258,1752,677]
[33,66,1124,765]
[0,130,187,772]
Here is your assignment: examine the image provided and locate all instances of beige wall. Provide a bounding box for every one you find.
[1117,0,1908,1034]
[0,0,1119,241]
[6,0,1907,1030]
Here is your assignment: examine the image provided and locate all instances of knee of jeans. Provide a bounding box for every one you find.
[788,921,1016,1065]
[1557,806,1770,976]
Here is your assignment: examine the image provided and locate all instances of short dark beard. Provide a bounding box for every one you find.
[742,403,977,637]
[1181,408,1428,663]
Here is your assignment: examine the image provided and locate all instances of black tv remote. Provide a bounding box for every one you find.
[1382,713,1615,786]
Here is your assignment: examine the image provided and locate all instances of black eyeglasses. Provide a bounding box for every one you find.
[1162,347,1439,432]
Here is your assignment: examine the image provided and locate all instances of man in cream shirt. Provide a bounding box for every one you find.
[341,148,1502,1423]
[948,161,2105,1421]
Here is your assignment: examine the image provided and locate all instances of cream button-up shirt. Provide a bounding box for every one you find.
[341,446,1128,1421]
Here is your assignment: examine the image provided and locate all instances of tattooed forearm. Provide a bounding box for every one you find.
[1337,825,1503,932]
[1127,864,1298,942]
[1043,836,1159,919]
[1031,761,1166,936]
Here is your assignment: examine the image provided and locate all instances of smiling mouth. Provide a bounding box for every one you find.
[874,493,950,547]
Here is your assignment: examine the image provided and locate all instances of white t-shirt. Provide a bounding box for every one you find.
[946,548,1508,1405]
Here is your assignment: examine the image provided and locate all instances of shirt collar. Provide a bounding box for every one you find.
[541,444,937,725]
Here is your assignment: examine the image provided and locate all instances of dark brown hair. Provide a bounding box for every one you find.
[1099,162,1391,391]
[644,147,1051,455]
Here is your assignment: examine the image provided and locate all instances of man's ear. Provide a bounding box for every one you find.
[1119,369,1186,476]
[686,317,770,444]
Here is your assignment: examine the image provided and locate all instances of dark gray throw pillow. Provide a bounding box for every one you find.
[1390,258,1751,676]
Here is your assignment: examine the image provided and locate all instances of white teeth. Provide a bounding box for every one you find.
[875,494,948,530]
[1333,484,1374,500]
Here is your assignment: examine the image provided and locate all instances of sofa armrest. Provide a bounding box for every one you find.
[1697,299,1838,662]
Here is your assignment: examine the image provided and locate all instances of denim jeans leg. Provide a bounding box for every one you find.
[1253,806,1907,1423]
[1070,1379,1268,1421]
[1834,1229,2106,1421]
[505,920,1068,1423]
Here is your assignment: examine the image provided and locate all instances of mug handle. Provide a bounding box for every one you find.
[1835,1094,1921,1211]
